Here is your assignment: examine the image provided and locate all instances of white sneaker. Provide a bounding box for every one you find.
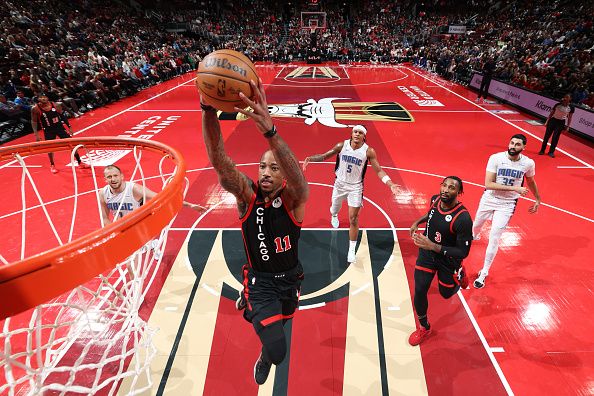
[330,215,339,228]
[153,248,162,261]
[473,233,481,241]
[347,250,356,263]
[473,270,486,289]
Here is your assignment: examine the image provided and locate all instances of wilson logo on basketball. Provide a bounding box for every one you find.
[203,57,248,77]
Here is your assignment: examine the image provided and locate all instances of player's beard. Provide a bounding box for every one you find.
[508,148,522,157]
[440,193,455,205]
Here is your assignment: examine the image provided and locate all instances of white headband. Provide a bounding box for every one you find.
[352,125,367,135]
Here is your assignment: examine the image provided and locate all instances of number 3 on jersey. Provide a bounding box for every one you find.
[274,235,292,253]
[434,231,441,243]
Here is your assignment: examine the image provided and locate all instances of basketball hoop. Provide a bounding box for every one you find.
[0,137,187,395]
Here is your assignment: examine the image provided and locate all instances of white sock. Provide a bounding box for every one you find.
[349,240,357,253]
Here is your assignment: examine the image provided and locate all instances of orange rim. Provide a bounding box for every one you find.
[0,137,186,320]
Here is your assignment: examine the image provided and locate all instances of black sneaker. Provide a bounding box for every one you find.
[236,293,247,311]
[254,352,272,385]
[538,151,545,155]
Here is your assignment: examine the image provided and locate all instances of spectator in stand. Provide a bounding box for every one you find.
[13,90,34,112]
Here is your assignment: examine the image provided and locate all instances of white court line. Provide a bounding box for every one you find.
[458,293,514,395]
[301,162,594,224]
[274,66,286,79]
[0,76,196,170]
[74,77,196,135]
[557,166,590,169]
[408,110,484,113]
[342,66,350,79]
[3,165,42,168]
[405,66,594,171]
[3,161,593,225]
[351,283,371,296]
[299,302,326,310]
[127,109,201,112]
[200,283,220,297]
[490,347,506,353]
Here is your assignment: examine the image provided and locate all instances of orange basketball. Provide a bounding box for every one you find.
[196,49,258,112]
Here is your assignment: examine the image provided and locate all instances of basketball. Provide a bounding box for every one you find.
[196,49,258,112]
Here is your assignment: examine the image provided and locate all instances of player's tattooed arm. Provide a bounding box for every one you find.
[201,109,254,212]
[302,142,343,171]
[268,133,309,204]
[234,78,309,205]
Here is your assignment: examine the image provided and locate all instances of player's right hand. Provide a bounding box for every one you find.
[302,157,310,171]
[409,224,418,237]
[516,186,529,195]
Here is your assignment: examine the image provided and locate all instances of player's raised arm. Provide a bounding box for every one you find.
[302,142,344,171]
[132,184,206,212]
[235,79,309,207]
[201,101,254,214]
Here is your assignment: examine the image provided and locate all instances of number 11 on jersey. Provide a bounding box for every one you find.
[274,235,292,253]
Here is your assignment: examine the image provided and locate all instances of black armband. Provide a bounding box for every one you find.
[263,125,277,138]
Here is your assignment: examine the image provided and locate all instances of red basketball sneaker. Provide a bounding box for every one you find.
[457,265,469,289]
[408,326,432,346]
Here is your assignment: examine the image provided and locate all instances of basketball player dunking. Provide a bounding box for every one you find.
[201,79,309,385]
[472,134,541,289]
[31,93,88,174]
[302,125,400,263]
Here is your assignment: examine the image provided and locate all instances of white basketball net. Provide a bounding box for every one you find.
[0,143,186,395]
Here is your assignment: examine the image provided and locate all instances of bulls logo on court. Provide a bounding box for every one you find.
[215,97,414,128]
[147,229,425,394]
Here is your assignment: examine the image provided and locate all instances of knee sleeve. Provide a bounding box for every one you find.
[257,322,287,365]
[438,284,458,299]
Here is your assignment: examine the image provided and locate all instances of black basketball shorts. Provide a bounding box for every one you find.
[239,263,304,332]
[43,127,70,140]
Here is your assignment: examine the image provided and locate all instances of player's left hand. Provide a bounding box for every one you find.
[412,232,435,251]
[235,79,274,134]
[528,201,539,214]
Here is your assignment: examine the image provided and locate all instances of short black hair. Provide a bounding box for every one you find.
[510,133,527,145]
[443,175,464,193]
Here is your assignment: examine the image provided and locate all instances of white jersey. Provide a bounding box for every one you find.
[484,151,535,201]
[335,140,369,184]
[102,181,141,219]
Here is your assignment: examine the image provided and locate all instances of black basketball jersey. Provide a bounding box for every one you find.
[240,181,301,273]
[38,102,64,130]
[418,195,473,268]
